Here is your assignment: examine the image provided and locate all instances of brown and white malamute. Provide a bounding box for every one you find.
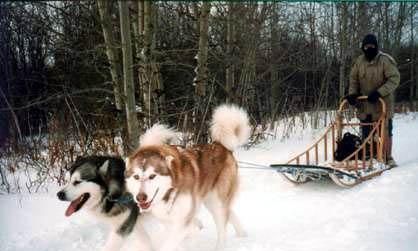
[125,104,250,251]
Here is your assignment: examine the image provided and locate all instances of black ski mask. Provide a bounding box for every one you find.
[361,34,379,61]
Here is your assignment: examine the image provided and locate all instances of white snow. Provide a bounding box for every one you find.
[1,113,418,251]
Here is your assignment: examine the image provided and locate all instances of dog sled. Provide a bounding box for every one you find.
[271,96,394,188]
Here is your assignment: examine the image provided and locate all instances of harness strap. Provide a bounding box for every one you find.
[108,193,134,205]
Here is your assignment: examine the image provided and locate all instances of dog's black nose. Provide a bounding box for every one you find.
[57,191,66,200]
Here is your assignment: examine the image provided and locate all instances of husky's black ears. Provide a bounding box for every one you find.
[99,159,123,201]
[107,181,122,201]
[99,160,110,177]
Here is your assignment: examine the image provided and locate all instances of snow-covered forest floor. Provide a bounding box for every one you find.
[1,113,418,251]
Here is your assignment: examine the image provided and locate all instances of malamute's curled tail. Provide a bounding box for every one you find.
[210,104,251,151]
[140,123,178,147]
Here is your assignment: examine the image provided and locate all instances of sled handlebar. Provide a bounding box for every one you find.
[339,96,386,115]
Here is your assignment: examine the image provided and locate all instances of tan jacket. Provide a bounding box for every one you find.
[349,51,400,120]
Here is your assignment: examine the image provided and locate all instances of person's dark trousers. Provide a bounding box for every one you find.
[361,115,393,140]
[386,118,394,163]
[361,114,394,161]
[360,114,373,140]
[360,114,375,159]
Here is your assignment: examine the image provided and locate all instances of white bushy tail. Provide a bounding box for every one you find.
[140,123,178,147]
[210,104,251,151]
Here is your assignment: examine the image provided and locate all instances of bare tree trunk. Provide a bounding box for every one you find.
[238,4,261,107]
[97,0,123,110]
[339,2,348,99]
[349,3,357,57]
[357,2,369,42]
[138,0,144,34]
[270,3,280,124]
[132,2,141,63]
[131,2,140,99]
[383,3,391,50]
[138,1,163,127]
[394,2,407,57]
[135,0,144,119]
[119,0,139,151]
[330,3,337,57]
[192,3,200,32]
[192,2,211,143]
[152,4,165,116]
[194,2,210,98]
[226,2,235,102]
[141,1,152,126]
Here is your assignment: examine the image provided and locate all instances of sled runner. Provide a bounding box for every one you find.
[271,96,393,188]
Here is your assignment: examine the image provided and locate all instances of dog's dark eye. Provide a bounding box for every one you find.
[133,174,140,180]
[149,174,156,180]
[73,180,81,186]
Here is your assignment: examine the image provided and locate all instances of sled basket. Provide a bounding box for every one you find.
[271,96,392,188]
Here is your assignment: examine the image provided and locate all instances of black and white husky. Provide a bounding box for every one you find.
[57,156,153,251]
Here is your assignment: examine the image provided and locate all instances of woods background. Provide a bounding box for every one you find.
[0,1,417,192]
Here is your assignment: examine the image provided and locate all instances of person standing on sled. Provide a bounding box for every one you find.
[346,34,400,167]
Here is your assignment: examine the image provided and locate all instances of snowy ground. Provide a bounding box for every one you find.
[1,113,418,251]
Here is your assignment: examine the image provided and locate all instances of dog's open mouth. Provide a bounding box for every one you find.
[65,193,90,217]
[139,201,151,210]
[138,188,159,210]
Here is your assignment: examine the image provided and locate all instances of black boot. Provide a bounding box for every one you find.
[386,136,397,167]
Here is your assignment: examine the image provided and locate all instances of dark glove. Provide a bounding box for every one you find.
[367,90,381,103]
[345,94,360,106]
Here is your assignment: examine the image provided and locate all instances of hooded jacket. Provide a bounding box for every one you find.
[349,51,400,120]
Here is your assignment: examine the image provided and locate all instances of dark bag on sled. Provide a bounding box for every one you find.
[334,132,362,161]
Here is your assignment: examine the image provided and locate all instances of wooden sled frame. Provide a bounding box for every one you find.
[272,96,391,188]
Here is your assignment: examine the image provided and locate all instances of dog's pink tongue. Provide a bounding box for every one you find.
[139,202,150,210]
[65,197,82,217]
